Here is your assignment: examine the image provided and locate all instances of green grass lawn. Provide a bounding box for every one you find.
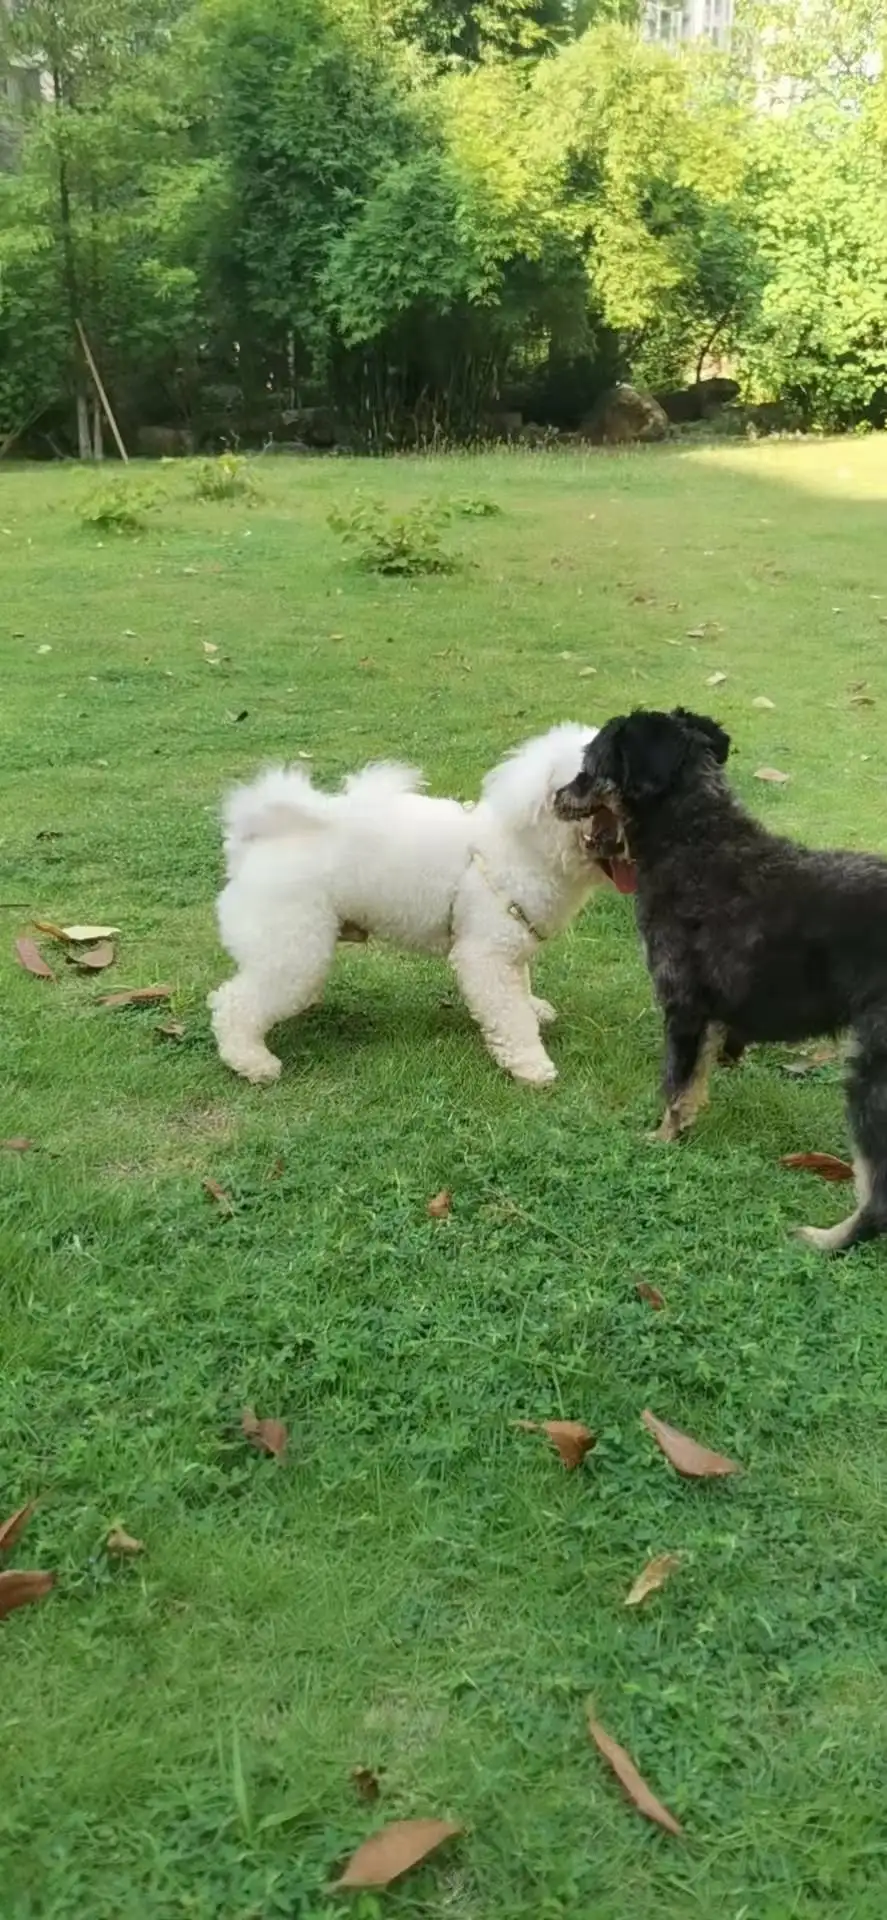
[3,438,887,1920]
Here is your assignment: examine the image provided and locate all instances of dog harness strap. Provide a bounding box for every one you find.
[468,850,546,942]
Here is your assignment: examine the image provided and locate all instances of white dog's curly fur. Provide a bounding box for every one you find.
[208,723,603,1086]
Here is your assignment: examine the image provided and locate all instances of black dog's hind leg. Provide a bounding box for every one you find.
[719,1028,746,1068]
[650,1015,724,1143]
[797,1026,887,1252]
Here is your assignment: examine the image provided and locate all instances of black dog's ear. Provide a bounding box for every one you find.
[614,711,691,801]
[671,707,731,765]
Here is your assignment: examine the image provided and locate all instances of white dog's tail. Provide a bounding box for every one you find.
[222,761,424,875]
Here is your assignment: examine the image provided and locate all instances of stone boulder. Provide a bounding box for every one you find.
[655,377,740,424]
[136,424,194,458]
[280,405,338,448]
[581,384,669,446]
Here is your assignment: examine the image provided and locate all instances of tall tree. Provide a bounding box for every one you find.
[0,0,196,452]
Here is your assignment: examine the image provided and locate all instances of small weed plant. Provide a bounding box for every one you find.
[449,493,502,518]
[328,495,457,575]
[189,453,263,503]
[78,478,163,533]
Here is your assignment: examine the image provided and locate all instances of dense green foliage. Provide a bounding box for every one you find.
[1,0,887,445]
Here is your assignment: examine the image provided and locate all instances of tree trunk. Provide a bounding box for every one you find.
[92,395,103,459]
[52,62,90,457]
[76,390,92,460]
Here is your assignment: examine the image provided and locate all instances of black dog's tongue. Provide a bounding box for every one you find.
[606,858,637,895]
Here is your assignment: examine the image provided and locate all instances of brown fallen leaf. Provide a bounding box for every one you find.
[427,1189,452,1219]
[268,1156,285,1179]
[203,1177,234,1214]
[635,1280,665,1310]
[98,985,172,1009]
[32,920,67,940]
[0,1502,35,1555]
[587,1708,683,1838]
[106,1527,145,1556]
[514,1419,596,1470]
[335,1818,462,1889]
[242,1408,288,1460]
[71,941,115,971]
[781,1151,854,1182]
[1,1137,36,1153]
[625,1551,682,1607]
[754,766,790,784]
[0,1569,54,1620]
[642,1408,742,1479]
[850,694,875,707]
[156,1019,186,1041]
[351,1765,382,1803]
[781,1044,840,1078]
[15,937,55,980]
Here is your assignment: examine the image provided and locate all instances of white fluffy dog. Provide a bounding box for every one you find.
[208,723,604,1087]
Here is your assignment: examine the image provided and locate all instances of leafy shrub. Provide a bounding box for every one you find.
[78,479,164,533]
[328,496,457,575]
[188,454,263,503]
[449,494,502,517]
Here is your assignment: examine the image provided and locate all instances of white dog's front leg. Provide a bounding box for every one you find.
[524,965,557,1027]
[208,979,283,1084]
[452,942,557,1085]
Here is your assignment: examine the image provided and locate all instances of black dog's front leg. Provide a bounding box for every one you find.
[650,1012,722,1143]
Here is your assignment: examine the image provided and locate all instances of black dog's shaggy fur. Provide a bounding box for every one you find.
[555,707,887,1252]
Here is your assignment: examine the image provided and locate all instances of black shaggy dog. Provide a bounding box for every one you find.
[555,706,887,1253]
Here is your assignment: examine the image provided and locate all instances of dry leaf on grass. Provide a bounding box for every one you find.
[514,1419,596,1469]
[635,1281,665,1310]
[781,1151,854,1181]
[351,1765,382,1803]
[426,1189,452,1219]
[752,696,775,710]
[106,1528,145,1556]
[706,671,727,688]
[71,941,115,971]
[32,921,67,940]
[625,1552,681,1607]
[335,1818,462,1889]
[203,1177,233,1214]
[60,925,120,942]
[0,1570,54,1620]
[242,1408,288,1460]
[587,1709,683,1837]
[754,767,790,784]
[0,1502,35,1555]
[781,1045,840,1078]
[1,1137,36,1153]
[15,937,54,980]
[98,985,172,1009]
[156,1019,186,1041]
[642,1409,742,1479]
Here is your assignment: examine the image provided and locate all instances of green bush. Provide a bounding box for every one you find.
[77,479,164,533]
[328,496,458,575]
[188,454,264,503]
[449,493,502,517]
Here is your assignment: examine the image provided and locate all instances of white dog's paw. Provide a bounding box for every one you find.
[530,996,557,1027]
[219,1048,282,1086]
[243,1054,283,1086]
[512,1056,558,1087]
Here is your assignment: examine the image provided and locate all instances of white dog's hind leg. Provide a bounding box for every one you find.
[209,924,337,1085]
[453,943,557,1085]
[524,965,557,1027]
